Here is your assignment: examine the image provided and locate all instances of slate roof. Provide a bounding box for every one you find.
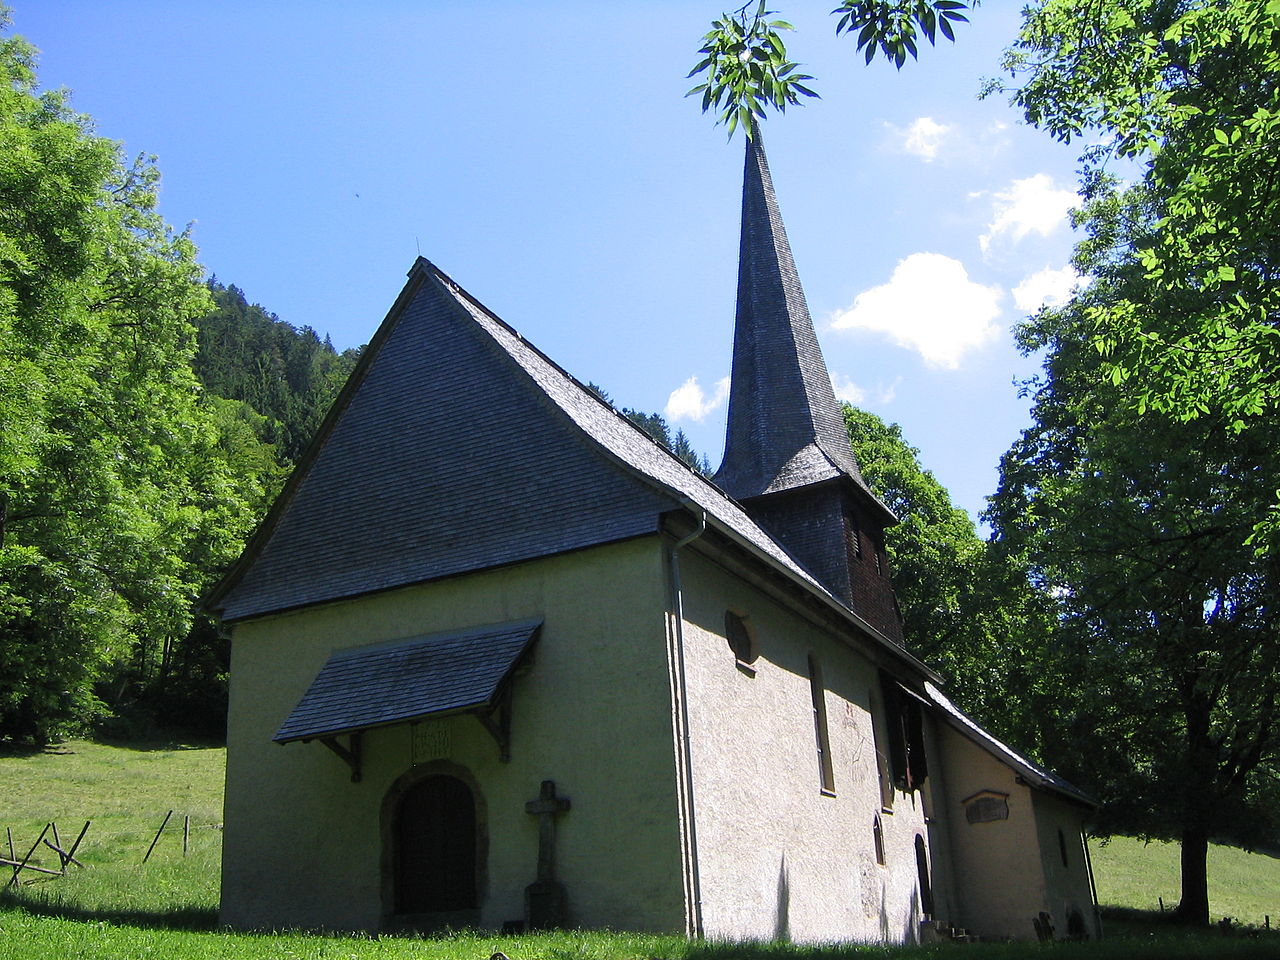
[924,681,1097,808]
[209,256,933,679]
[209,265,674,622]
[713,127,893,524]
[274,620,541,743]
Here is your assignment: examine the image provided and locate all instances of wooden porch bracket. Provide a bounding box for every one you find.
[475,683,514,763]
[320,731,363,782]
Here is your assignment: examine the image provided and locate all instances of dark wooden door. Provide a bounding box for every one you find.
[395,774,476,913]
[914,834,934,919]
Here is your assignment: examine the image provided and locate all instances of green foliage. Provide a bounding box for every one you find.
[989,270,1280,923]
[687,1,818,138]
[841,405,1057,751]
[833,1,975,68]
[1000,0,1280,550]
[192,281,359,464]
[0,16,292,744]
[687,1,975,133]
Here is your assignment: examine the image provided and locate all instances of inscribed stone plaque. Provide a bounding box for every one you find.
[965,794,1009,824]
[412,720,452,762]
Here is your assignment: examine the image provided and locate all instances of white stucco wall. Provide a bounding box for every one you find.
[674,549,934,944]
[221,537,685,933]
[1031,792,1101,940]
[934,724,1042,940]
[933,723,1095,941]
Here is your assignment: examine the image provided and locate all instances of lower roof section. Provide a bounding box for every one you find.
[274,619,542,744]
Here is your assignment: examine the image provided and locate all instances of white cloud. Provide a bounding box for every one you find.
[980,174,1077,253]
[1013,265,1083,312]
[829,253,1003,369]
[897,117,952,161]
[831,375,866,406]
[665,375,730,422]
[832,374,901,407]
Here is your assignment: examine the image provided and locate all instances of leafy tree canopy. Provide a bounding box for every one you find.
[688,0,977,136]
[999,0,1280,549]
[989,234,1280,924]
[0,15,274,743]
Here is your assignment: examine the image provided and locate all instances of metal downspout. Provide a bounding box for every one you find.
[670,504,706,938]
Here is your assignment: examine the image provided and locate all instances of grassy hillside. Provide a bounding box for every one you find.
[2,740,1278,959]
[0,739,223,924]
[1090,836,1280,927]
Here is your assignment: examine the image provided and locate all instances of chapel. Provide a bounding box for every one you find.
[211,130,1099,943]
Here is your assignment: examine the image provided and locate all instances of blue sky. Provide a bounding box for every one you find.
[15,2,1085,523]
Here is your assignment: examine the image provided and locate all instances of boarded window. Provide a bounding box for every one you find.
[964,793,1009,823]
[881,674,928,792]
[808,655,836,794]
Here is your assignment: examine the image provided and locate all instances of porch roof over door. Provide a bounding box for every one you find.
[274,619,542,744]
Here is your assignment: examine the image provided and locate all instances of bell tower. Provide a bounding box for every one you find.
[714,129,903,642]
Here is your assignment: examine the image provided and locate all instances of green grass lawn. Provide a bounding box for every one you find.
[1090,836,1280,927]
[0,738,223,925]
[2,739,1278,959]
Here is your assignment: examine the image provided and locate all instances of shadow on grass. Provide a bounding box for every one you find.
[0,889,217,931]
[92,736,226,753]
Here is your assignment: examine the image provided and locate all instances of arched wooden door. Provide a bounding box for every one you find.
[914,834,934,919]
[394,774,477,914]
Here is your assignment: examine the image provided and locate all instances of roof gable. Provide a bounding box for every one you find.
[212,263,674,622]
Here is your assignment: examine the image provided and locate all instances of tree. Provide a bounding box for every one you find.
[585,383,712,475]
[999,0,1280,550]
[842,405,1059,746]
[688,1,977,136]
[988,264,1280,926]
[192,280,359,463]
[0,16,263,742]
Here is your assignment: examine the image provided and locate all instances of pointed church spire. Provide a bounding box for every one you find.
[714,126,879,510]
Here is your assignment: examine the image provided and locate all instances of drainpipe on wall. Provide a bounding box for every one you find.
[668,503,706,938]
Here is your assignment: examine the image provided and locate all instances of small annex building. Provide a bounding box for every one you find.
[210,131,1100,943]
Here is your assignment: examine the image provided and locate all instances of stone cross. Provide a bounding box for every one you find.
[525,779,570,882]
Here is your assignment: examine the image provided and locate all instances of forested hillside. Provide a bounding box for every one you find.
[193,281,361,464]
[0,11,367,743]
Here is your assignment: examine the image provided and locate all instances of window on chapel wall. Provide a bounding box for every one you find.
[808,655,836,795]
[868,687,895,810]
[724,610,757,669]
[843,506,862,562]
[880,673,928,792]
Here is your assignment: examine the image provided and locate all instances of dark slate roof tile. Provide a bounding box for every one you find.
[211,259,930,680]
[274,620,541,743]
[214,271,674,622]
[714,128,893,523]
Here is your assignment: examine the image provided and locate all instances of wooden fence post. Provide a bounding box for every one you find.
[143,811,173,864]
